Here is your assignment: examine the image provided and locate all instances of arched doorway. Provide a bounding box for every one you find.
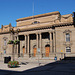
[33,45,37,57]
[45,44,50,57]
[23,46,25,56]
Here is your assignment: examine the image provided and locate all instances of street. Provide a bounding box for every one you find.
[0,60,75,75]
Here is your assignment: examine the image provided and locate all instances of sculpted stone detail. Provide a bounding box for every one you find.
[3,37,8,40]
[63,29,72,33]
[2,45,8,50]
[61,14,72,19]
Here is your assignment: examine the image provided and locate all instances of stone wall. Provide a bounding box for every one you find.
[55,25,75,53]
[0,33,12,57]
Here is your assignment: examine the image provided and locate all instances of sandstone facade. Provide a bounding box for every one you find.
[0,11,75,61]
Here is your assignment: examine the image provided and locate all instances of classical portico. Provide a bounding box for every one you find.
[17,29,56,59]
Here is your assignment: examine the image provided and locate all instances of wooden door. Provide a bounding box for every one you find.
[33,48,37,57]
[23,47,25,56]
[45,47,50,57]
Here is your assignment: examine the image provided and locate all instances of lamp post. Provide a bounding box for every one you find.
[37,48,40,66]
[9,28,20,61]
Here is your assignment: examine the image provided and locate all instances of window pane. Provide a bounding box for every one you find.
[4,50,6,54]
[66,47,71,52]
[66,33,70,42]
[4,40,6,46]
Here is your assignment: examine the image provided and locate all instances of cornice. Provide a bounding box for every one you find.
[0,22,73,34]
[16,11,60,22]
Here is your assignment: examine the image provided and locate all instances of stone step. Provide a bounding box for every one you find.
[16,59,55,65]
[16,57,55,62]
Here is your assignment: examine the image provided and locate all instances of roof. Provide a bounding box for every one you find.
[16,11,60,22]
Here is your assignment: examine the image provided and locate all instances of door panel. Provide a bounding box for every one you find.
[34,48,37,57]
[45,47,50,57]
[23,48,25,56]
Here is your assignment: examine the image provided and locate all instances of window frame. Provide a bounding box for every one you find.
[4,39,7,46]
[65,33,70,42]
[66,47,71,53]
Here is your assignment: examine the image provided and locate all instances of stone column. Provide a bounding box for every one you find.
[13,36,16,55]
[39,33,42,54]
[39,33,42,58]
[50,32,52,53]
[25,35,27,54]
[17,36,18,55]
[53,31,56,53]
[36,33,38,51]
[27,34,29,55]
[11,32,13,40]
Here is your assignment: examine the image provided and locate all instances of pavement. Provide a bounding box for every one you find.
[0,62,39,72]
[0,60,75,75]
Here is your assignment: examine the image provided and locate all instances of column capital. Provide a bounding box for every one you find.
[39,32,42,35]
[53,31,55,34]
[27,34,29,36]
[49,32,52,34]
[24,34,29,36]
[53,30,55,33]
[36,33,39,35]
[24,34,27,36]
[14,35,17,37]
[24,34,26,36]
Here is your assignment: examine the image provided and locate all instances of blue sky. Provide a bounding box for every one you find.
[0,0,75,28]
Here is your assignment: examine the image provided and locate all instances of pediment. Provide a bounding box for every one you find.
[63,29,72,33]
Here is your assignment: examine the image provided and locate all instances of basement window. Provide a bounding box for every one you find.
[66,47,71,53]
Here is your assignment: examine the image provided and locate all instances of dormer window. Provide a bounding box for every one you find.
[34,21,38,24]
[32,21,40,24]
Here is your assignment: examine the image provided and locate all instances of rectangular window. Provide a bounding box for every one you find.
[4,40,7,46]
[66,33,70,42]
[4,50,6,54]
[66,47,71,53]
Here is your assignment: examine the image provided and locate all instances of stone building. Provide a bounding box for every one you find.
[0,11,75,61]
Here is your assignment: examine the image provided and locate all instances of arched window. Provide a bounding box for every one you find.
[34,21,38,24]
[66,47,71,52]
[32,21,40,24]
[66,33,70,42]
[45,44,50,47]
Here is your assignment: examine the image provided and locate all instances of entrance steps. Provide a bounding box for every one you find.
[0,58,4,62]
[16,57,55,64]
[15,55,55,64]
